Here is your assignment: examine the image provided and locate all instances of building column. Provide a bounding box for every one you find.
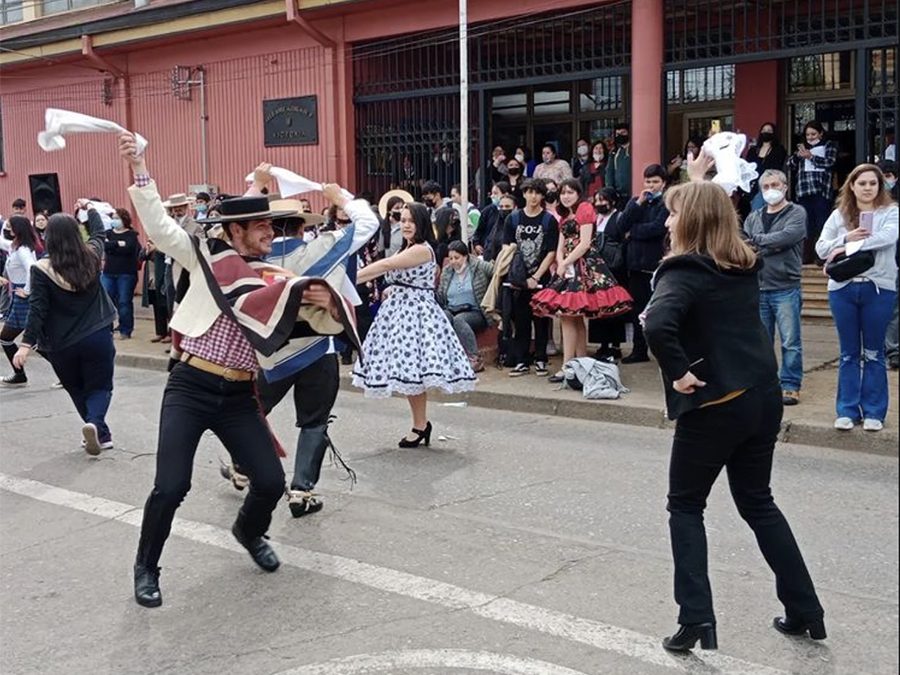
[630,0,664,191]
[734,61,780,138]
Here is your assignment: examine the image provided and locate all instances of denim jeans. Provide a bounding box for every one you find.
[759,287,803,392]
[798,194,831,263]
[50,327,115,442]
[101,273,138,337]
[668,382,823,625]
[885,273,899,361]
[828,281,897,421]
[444,309,488,356]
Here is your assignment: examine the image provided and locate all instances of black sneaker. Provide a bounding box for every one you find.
[0,372,27,387]
[509,363,529,377]
[534,361,549,376]
[287,490,324,518]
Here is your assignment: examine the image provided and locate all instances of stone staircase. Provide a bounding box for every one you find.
[801,264,831,323]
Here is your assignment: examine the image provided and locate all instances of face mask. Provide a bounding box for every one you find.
[507,167,521,176]
[390,211,401,222]
[758,132,775,143]
[545,191,558,203]
[807,138,820,146]
[499,208,514,216]
[885,179,896,190]
[110,218,123,229]
[515,153,525,163]
[596,204,611,215]
[577,145,589,157]
[2,229,12,241]
[616,134,629,146]
[762,189,785,206]
[593,153,603,163]
[195,204,208,215]
[491,196,501,206]
[423,198,435,208]
[649,191,663,200]
[544,156,554,165]
[302,231,317,243]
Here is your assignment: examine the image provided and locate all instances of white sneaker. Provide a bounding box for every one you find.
[833,417,855,431]
[546,340,559,356]
[863,419,884,432]
[509,363,530,377]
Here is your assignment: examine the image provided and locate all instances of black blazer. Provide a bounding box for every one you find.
[643,253,778,420]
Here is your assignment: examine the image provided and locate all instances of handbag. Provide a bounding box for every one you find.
[507,249,531,288]
[825,250,875,282]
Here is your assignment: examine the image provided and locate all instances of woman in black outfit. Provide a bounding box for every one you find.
[643,162,825,653]
[14,206,117,454]
[746,122,788,211]
[588,187,627,360]
[101,208,141,340]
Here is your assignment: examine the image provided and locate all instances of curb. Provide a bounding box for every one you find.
[115,352,898,457]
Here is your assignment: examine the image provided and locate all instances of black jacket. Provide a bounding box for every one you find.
[619,196,669,272]
[643,254,778,420]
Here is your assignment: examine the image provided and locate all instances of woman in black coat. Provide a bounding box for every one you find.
[588,187,628,360]
[643,160,825,653]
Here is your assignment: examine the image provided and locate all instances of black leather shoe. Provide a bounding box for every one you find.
[231,523,280,572]
[134,563,162,608]
[621,352,650,364]
[773,616,827,640]
[662,623,718,652]
[399,421,432,448]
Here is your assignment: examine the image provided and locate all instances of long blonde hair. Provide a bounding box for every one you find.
[836,163,895,231]
[664,182,757,270]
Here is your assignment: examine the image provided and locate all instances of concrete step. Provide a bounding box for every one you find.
[802,308,834,319]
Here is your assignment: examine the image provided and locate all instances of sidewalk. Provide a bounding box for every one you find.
[118,307,898,456]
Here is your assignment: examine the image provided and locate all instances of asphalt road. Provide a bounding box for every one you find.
[1,361,897,675]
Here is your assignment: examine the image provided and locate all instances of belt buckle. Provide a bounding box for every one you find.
[221,367,238,382]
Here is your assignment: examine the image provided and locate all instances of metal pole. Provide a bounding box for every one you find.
[198,67,209,186]
[459,0,469,244]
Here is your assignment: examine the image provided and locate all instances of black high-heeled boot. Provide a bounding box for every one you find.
[773,616,827,640]
[662,623,718,652]
[399,421,432,448]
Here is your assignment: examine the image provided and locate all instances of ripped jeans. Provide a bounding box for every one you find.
[828,281,897,422]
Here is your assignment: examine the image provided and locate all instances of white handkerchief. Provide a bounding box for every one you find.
[245,166,354,201]
[702,132,758,195]
[804,145,826,172]
[38,108,148,154]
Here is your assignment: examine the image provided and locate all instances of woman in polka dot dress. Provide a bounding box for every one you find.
[352,202,476,447]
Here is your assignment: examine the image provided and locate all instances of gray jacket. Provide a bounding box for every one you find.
[743,202,806,291]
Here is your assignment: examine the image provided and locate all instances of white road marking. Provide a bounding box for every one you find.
[0,473,786,675]
[274,649,591,674]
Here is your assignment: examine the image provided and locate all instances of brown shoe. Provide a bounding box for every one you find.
[468,353,485,373]
[782,390,800,406]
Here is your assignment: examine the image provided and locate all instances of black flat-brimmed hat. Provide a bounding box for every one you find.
[197,196,294,223]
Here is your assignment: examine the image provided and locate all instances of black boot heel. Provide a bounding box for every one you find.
[662,623,718,652]
[399,421,432,448]
[773,616,827,640]
[134,563,162,608]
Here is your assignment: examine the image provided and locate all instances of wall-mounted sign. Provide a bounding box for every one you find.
[263,96,318,147]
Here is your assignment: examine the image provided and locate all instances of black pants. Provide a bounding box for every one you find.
[510,288,550,365]
[627,271,654,357]
[135,363,285,568]
[668,382,823,624]
[588,316,626,346]
[147,289,169,338]
[257,354,340,491]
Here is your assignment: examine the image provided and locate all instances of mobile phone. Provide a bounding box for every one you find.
[859,211,874,232]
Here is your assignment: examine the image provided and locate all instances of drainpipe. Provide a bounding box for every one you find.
[285,0,341,184]
[81,35,124,79]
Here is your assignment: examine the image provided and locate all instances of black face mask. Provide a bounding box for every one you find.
[423,198,436,208]
[499,208,514,217]
[615,134,629,146]
[545,191,559,203]
[2,230,12,241]
[390,211,401,222]
[507,167,522,176]
[758,132,775,143]
[595,204,611,215]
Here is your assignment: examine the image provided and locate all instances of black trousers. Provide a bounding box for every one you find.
[136,363,285,568]
[510,288,550,365]
[668,382,823,624]
[627,271,654,357]
[147,289,169,338]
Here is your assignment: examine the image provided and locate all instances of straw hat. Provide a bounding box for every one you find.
[268,199,326,226]
[377,189,414,219]
[161,193,191,208]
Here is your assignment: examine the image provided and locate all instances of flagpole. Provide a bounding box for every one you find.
[459,0,469,245]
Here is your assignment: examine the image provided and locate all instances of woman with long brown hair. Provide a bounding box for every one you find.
[643,156,825,652]
[13,202,118,454]
[815,163,898,432]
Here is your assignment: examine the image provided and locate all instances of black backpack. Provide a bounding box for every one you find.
[505,210,556,288]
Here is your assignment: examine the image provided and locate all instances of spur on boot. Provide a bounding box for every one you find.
[134,563,162,608]
[219,461,250,491]
[399,421,432,448]
[662,623,718,652]
[773,616,827,640]
[287,489,324,518]
[231,522,280,572]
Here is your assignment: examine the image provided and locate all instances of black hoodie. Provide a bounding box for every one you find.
[643,253,778,420]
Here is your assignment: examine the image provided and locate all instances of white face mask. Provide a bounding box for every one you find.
[577,145,589,157]
[515,153,525,163]
[762,189,786,206]
[302,231,316,243]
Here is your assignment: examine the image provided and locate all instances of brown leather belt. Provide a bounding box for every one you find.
[181,353,255,382]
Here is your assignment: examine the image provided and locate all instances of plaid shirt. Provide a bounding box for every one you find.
[181,314,258,371]
[789,142,837,200]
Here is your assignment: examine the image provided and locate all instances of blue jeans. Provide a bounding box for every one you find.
[797,194,831,263]
[50,327,115,442]
[101,273,138,337]
[759,287,803,392]
[828,282,897,421]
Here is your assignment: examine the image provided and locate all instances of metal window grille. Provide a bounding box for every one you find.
[666,65,735,104]
[665,0,898,67]
[867,47,898,160]
[788,52,853,93]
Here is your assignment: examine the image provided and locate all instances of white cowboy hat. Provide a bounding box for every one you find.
[268,199,326,226]
[161,193,191,208]
[378,189,414,219]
